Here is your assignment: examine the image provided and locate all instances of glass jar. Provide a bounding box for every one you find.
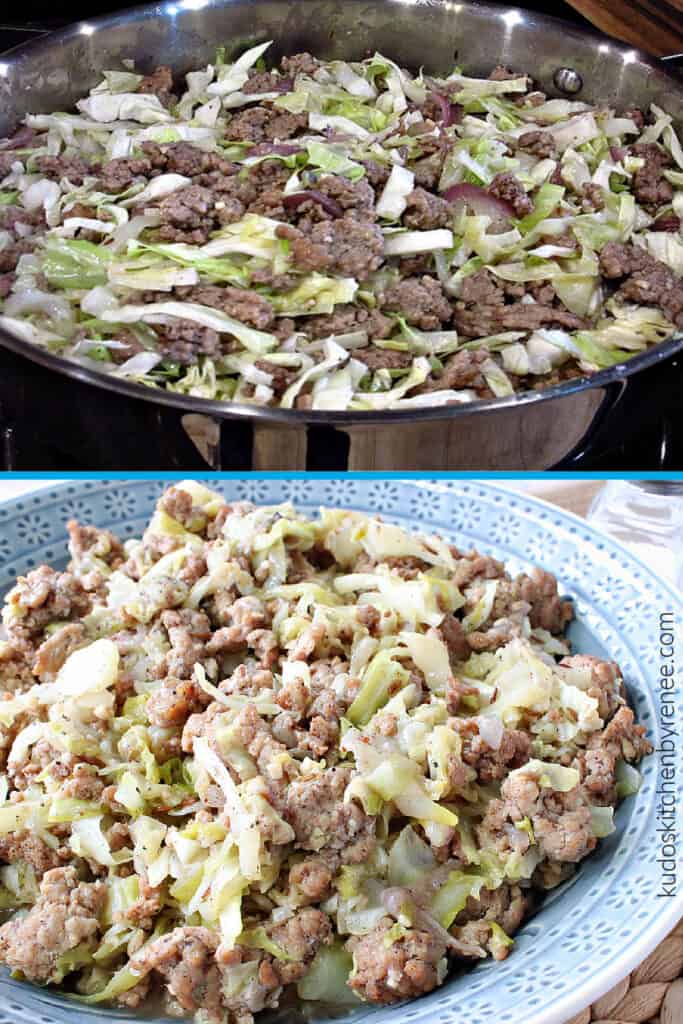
[587,481,683,591]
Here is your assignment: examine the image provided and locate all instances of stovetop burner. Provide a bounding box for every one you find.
[1,5,682,471]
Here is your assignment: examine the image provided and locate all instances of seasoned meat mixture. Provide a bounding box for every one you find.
[0,45,681,408]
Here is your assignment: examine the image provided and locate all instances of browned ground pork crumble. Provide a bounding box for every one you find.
[0,485,652,1021]
[0,49,682,407]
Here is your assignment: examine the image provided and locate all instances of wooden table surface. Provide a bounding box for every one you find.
[564,0,683,56]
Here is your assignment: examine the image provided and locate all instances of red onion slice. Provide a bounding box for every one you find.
[430,92,463,127]
[283,190,343,218]
[609,145,627,163]
[651,214,681,232]
[444,182,515,225]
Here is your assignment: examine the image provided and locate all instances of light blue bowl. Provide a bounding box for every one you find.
[0,478,681,1024]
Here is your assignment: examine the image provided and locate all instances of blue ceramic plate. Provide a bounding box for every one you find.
[0,479,681,1024]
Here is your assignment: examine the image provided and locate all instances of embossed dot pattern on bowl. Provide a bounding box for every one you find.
[0,478,680,1024]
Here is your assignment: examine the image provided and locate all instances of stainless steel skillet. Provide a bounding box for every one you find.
[0,0,682,469]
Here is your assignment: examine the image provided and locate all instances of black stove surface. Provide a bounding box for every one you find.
[1,4,681,471]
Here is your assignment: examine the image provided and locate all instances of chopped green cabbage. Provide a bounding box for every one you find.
[297,942,360,1003]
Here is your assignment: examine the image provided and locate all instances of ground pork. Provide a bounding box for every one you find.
[304,303,393,340]
[160,608,212,678]
[652,214,681,232]
[630,142,674,207]
[3,566,91,643]
[214,664,275,703]
[454,551,507,590]
[410,145,448,190]
[67,520,125,570]
[120,532,185,580]
[278,217,384,280]
[249,266,298,293]
[288,856,336,902]
[599,241,683,328]
[206,594,268,644]
[357,346,414,371]
[129,926,223,1020]
[275,676,311,719]
[155,184,216,244]
[0,866,105,983]
[290,176,376,225]
[253,358,299,395]
[32,623,86,680]
[61,762,105,802]
[445,674,480,715]
[560,653,625,721]
[232,703,294,781]
[157,488,203,532]
[8,736,80,791]
[452,884,529,959]
[397,254,434,277]
[280,764,375,858]
[0,639,35,694]
[362,159,391,187]
[517,130,557,158]
[571,702,649,806]
[272,710,340,759]
[267,907,332,981]
[174,284,274,329]
[450,718,531,782]
[0,153,17,177]
[587,705,652,763]
[581,182,605,212]
[381,275,452,329]
[116,977,152,1009]
[402,187,453,229]
[511,568,573,633]
[137,65,176,108]
[141,141,237,178]
[461,579,531,652]
[249,69,294,94]
[214,911,331,1014]
[280,52,320,76]
[0,204,44,235]
[226,107,307,143]
[488,172,533,216]
[98,157,153,193]
[35,154,93,185]
[480,765,596,864]
[489,64,527,83]
[625,107,645,130]
[417,349,489,394]
[454,269,587,337]
[117,877,165,930]
[0,832,64,877]
[147,675,208,729]
[152,318,224,363]
[573,744,618,805]
[0,239,35,274]
[347,917,446,1003]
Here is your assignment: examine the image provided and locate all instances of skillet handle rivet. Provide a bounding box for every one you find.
[553,67,583,94]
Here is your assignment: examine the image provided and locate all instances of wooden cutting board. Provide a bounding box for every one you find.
[564,0,683,56]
